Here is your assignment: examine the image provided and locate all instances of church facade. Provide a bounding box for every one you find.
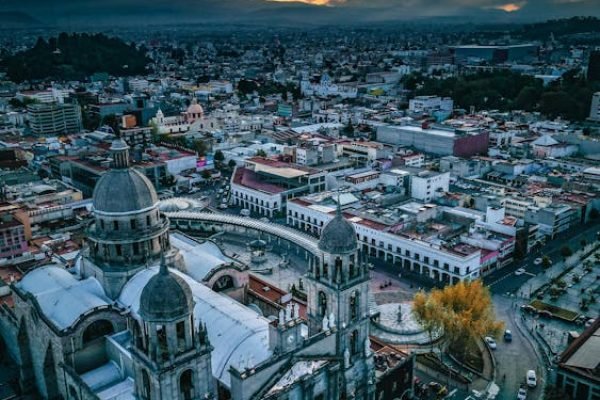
[0,139,381,400]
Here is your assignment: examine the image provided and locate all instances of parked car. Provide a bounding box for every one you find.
[538,310,553,319]
[504,330,513,342]
[526,370,537,388]
[586,318,595,328]
[515,268,526,276]
[517,386,527,400]
[484,336,497,350]
[534,258,543,265]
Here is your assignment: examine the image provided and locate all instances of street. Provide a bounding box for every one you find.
[492,295,544,400]
[485,222,600,295]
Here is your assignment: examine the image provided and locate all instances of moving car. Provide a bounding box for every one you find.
[504,330,513,342]
[515,268,526,276]
[484,336,497,350]
[517,386,527,400]
[526,370,537,388]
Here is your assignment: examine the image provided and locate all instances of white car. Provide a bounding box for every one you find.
[526,370,537,388]
[534,258,543,265]
[515,268,526,276]
[517,387,527,400]
[484,337,497,350]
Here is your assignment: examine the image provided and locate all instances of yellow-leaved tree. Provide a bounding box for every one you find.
[413,280,503,359]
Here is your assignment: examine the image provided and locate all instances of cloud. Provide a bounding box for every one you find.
[492,1,527,11]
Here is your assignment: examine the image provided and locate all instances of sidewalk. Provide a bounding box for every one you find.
[516,242,599,300]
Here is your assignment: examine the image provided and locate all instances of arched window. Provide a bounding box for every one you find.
[157,325,168,360]
[318,291,327,317]
[350,330,359,355]
[82,320,114,345]
[213,275,234,292]
[141,369,152,400]
[350,291,359,321]
[179,369,194,400]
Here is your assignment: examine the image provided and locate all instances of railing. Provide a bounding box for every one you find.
[165,211,322,256]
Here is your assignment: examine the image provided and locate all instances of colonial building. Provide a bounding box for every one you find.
[0,139,381,400]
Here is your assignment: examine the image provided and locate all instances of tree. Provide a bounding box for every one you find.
[255,149,267,158]
[201,170,211,180]
[542,256,552,269]
[214,150,225,164]
[561,246,573,258]
[412,280,503,358]
[343,121,355,138]
[228,159,237,170]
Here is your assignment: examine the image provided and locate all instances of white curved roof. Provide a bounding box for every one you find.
[165,211,322,256]
[118,266,272,388]
[170,233,236,282]
[16,265,110,331]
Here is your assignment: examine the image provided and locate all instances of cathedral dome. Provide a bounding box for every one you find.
[92,139,158,214]
[93,168,158,213]
[140,258,193,322]
[186,102,204,116]
[318,209,357,254]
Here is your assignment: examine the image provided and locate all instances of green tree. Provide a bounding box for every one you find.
[561,246,573,258]
[193,140,207,157]
[228,159,237,170]
[542,256,552,269]
[343,121,355,137]
[255,149,267,158]
[214,150,225,164]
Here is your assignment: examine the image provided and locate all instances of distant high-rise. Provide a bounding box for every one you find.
[27,102,82,135]
[588,51,600,82]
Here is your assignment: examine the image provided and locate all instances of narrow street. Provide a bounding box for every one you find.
[493,295,544,400]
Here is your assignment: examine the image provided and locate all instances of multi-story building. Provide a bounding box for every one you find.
[524,204,580,238]
[0,214,28,260]
[287,193,483,284]
[554,319,600,400]
[230,157,326,217]
[408,96,453,115]
[377,123,489,157]
[588,92,600,122]
[410,170,450,202]
[27,103,82,135]
[337,140,394,163]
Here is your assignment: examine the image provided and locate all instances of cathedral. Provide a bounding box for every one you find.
[0,139,379,400]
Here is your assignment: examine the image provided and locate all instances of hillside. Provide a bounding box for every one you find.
[1,33,150,83]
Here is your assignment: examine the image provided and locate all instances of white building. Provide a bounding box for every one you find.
[286,197,482,284]
[300,74,358,99]
[408,96,453,114]
[410,171,450,202]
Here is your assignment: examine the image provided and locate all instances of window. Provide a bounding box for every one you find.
[146,216,151,226]
[133,242,139,255]
[350,291,359,321]
[180,370,194,400]
[350,330,359,355]
[130,219,136,229]
[113,221,119,230]
[115,244,122,256]
[141,369,152,400]
[318,292,327,317]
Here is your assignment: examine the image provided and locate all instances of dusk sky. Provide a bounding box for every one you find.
[0,0,598,25]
